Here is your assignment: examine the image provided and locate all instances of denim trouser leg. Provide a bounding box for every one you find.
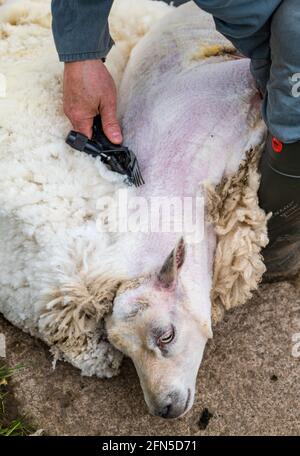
[194,0,300,143]
[262,0,300,143]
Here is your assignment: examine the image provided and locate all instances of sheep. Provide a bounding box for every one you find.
[0,0,269,417]
[104,4,269,418]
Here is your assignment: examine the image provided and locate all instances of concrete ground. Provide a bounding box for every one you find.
[1,280,299,436]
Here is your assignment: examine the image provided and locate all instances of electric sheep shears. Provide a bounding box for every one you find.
[66,115,145,187]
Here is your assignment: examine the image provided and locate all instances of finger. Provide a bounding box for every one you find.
[100,102,123,144]
[72,118,93,139]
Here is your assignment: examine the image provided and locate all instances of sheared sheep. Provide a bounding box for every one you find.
[0,0,269,418]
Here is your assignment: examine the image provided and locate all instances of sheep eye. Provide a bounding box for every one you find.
[158,327,175,346]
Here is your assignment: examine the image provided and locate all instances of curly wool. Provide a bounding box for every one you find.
[39,275,122,353]
[206,146,270,324]
[0,0,51,28]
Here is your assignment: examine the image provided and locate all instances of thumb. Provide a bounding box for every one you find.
[100,102,123,144]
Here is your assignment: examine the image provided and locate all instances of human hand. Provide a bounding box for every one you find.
[63,59,122,143]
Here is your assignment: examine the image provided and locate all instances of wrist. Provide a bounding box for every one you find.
[60,52,107,63]
[64,59,106,69]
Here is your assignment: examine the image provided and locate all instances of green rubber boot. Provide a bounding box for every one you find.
[258,134,300,281]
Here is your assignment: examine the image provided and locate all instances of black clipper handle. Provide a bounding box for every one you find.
[65,115,145,186]
[92,115,116,148]
[66,130,103,157]
[66,116,132,174]
[66,115,123,156]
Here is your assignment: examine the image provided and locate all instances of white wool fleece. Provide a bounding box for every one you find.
[0,0,173,377]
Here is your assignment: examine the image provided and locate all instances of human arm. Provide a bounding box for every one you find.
[51,1,122,142]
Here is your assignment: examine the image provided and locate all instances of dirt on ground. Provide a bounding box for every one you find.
[0,280,299,436]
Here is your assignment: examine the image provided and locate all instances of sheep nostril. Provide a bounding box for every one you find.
[159,403,172,418]
[153,389,191,419]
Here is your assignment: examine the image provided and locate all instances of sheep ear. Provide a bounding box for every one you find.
[157,238,186,289]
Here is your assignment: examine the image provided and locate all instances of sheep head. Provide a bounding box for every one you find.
[106,238,210,419]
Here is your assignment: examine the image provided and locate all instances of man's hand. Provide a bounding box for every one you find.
[63,59,122,143]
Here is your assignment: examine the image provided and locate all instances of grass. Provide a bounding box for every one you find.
[0,363,33,436]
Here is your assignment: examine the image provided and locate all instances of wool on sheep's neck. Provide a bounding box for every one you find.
[207,146,269,324]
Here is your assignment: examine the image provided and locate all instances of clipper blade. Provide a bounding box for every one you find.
[66,115,145,188]
[126,149,145,187]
